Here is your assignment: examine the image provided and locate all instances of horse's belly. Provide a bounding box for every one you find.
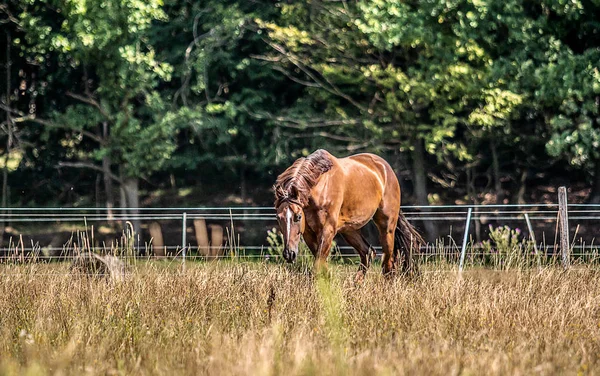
[337,207,377,231]
[336,171,382,231]
[337,217,372,232]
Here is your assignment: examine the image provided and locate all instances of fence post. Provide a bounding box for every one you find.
[523,213,539,255]
[523,212,541,268]
[558,187,570,269]
[182,212,187,262]
[459,207,473,272]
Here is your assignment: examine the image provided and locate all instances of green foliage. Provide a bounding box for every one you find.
[265,227,316,260]
[542,50,600,169]
[479,225,538,269]
[2,0,600,206]
[15,0,175,179]
[265,227,284,257]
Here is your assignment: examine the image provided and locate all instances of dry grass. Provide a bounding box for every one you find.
[0,262,599,375]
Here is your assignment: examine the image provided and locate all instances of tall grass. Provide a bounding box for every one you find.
[1,261,599,375]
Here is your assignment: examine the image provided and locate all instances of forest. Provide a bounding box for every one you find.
[1,0,599,214]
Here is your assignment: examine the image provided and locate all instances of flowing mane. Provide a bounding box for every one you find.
[274,149,333,207]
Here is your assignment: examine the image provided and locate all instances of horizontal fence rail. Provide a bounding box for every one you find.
[0,201,599,267]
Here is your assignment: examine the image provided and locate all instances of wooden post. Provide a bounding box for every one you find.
[558,186,570,269]
[209,224,223,258]
[193,218,210,256]
[148,222,165,257]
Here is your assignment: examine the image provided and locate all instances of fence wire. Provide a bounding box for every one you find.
[0,203,599,264]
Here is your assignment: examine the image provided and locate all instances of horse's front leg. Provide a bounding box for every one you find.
[314,223,336,274]
[302,227,319,258]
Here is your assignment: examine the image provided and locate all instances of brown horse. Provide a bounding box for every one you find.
[274,149,423,278]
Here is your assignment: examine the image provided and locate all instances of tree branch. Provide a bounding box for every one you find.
[287,131,362,143]
[269,65,321,87]
[242,106,361,128]
[260,39,367,112]
[65,91,111,120]
[0,4,22,29]
[0,102,104,144]
[57,161,122,184]
[315,131,361,142]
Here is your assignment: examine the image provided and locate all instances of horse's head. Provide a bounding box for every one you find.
[275,200,305,263]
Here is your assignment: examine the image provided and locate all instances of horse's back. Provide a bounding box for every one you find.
[339,153,397,188]
[305,149,398,199]
[308,150,389,174]
[343,153,391,174]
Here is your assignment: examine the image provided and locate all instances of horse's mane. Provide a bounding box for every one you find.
[274,149,333,207]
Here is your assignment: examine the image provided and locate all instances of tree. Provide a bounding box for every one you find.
[154,0,327,198]
[8,0,175,233]
[481,0,600,202]
[253,1,516,239]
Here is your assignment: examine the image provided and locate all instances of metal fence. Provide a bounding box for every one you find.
[1,199,599,265]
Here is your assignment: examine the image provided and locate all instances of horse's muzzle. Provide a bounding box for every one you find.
[282,248,297,263]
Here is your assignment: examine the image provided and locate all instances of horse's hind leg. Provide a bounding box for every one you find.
[373,210,399,277]
[341,230,375,283]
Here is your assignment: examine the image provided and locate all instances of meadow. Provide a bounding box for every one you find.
[0,261,599,375]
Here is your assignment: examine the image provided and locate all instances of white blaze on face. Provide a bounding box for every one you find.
[286,207,292,244]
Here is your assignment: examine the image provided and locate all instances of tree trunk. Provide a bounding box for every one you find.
[467,167,482,243]
[102,122,114,220]
[412,138,439,242]
[589,162,600,204]
[119,185,127,213]
[240,165,248,217]
[491,140,504,204]
[0,146,7,248]
[1,32,12,247]
[240,166,247,205]
[102,155,114,219]
[122,177,140,240]
[515,169,528,205]
[95,173,101,213]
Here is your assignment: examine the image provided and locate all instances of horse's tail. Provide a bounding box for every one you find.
[394,212,424,276]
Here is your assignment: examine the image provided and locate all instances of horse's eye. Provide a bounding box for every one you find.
[294,214,302,222]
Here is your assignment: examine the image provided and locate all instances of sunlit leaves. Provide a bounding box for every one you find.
[16,0,175,178]
[256,20,314,50]
[468,88,523,129]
